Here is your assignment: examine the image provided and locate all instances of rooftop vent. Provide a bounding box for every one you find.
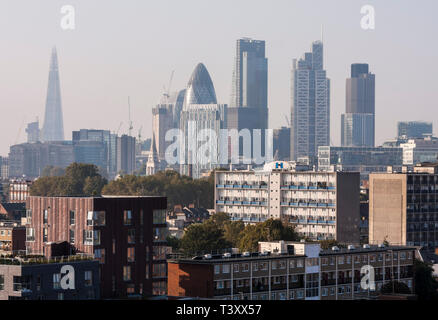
[204,254,212,259]
[242,252,250,257]
[363,244,370,249]
[260,251,269,256]
[378,244,386,248]
[332,246,340,251]
[223,253,231,258]
[348,245,355,250]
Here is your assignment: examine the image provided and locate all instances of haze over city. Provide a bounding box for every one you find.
[0,0,436,156]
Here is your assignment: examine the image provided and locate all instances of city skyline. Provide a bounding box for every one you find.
[0,0,437,156]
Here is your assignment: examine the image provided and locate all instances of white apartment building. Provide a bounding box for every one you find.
[214,161,360,243]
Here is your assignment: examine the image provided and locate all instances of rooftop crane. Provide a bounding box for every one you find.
[162,70,175,103]
[128,97,133,137]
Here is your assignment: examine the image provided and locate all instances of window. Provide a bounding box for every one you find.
[87,211,93,226]
[322,288,328,296]
[400,252,406,260]
[84,230,93,245]
[93,230,101,246]
[223,264,230,273]
[124,210,132,225]
[127,247,135,262]
[330,287,335,296]
[70,229,75,244]
[140,210,144,225]
[297,259,303,268]
[216,281,224,289]
[0,275,4,290]
[289,259,296,268]
[152,263,166,278]
[338,256,344,265]
[242,263,249,272]
[94,249,105,264]
[123,266,131,281]
[145,265,150,279]
[69,211,75,225]
[252,263,258,272]
[26,209,32,224]
[153,209,166,224]
[127,229,135,244]
[272,261,277,270]
[214,264,221,274]
[346,256,351,264]
[53,273,61,289]
[296,290,304,299]
[58,293,64,300]
[43,228,48,243]
[321,258,328,266]
[279,260,286,269]
[85,271,93,287]
[26,228,35,241]
[362,255,368,263]
[43,210,48,224]
[370,254,376,262]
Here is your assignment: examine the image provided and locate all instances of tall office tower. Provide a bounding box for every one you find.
[273,127,290,161]
[72,129,116,177]
[341,63,375,147]
[180,63,227,178]
[116,135,136,175]
[290,41,330,162]
[42,47,64,142]
[398,121,433,139]
[228,38,268,159]
[152,104,174,161]
[170,89,186,129]
[26,121,40,143]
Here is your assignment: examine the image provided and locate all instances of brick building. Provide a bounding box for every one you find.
[167,241,416,300]
[0,221,25,255]
[25,196,167,298]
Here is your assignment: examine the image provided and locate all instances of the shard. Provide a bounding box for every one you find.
[42,47,65,142]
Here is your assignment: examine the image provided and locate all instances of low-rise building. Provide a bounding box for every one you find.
[167,241,416,300]
[8,179,32,203]
[0,221,25,255]
[215,161,360,243]
[0,256,99,300]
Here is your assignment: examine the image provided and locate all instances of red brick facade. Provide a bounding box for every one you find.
[167,262,213,298]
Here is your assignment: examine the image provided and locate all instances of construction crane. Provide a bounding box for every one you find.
[116,122,123,136]
[128,97,133,137]
[162,70,175,102]
[283,114,290,127]
[138,126,143,143]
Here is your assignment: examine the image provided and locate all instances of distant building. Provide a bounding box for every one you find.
[25,121,40,143]
[180,63,227,178]
[291,41,330,162]
[72,129,117,178]
[398,121,432,139]
[117,135,136,175]
[273,127,290,161]
[214,161,360,243]
[369,164,438,247]
[146,134,161,176]
[400,136,438,165]
[0,257,100,300]
[8,179,32,203]
[318,146,403,178]
[152,104,174,161]
[0,202,26,221]
[41,47,64,142]
[0,157,8,180]
[8,142,74,178]
[341,64,375,147]
[167,241,416,300]
[26,196,167,298]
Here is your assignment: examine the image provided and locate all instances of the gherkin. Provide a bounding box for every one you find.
[183,63,217,108]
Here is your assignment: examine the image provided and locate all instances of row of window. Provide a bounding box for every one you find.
[321,251,413,266]
[214,259,306,275]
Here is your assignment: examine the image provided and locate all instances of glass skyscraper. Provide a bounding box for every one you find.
[42,47,65,142]
[290,41,330,162]
[341,63,375,147]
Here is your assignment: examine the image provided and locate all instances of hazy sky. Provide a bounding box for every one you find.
[0,0,437,156]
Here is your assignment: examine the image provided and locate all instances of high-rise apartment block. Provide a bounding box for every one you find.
[291,41,330,162]
[214,161,360,243]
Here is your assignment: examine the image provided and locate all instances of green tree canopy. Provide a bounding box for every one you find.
[414,259,438,300]
[180,223,231,256]
[30,163,107,197]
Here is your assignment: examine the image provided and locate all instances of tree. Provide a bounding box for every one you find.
[238,219,301,252]
[414,259,438,300]
[380,281,411,295]
[166,236,181,251]
[223,220,245,248]
[180,223,231,256]
[319,240,340,250]
[30,163,107,197]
